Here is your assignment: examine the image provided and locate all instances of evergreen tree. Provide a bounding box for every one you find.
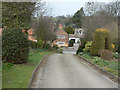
[2,2,36,29]
[72,7,85,28]
[64,26,74,34]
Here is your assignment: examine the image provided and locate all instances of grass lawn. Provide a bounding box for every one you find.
[78,52,119,76]
[2,49,52,88]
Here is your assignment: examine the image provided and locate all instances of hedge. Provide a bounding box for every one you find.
[90,28,112,56]
[2,28,29,64]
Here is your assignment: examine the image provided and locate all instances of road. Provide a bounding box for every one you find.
[31,53,118,88]
[63,48,77,54]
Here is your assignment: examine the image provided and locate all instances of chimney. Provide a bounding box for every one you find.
[59,24,62,29]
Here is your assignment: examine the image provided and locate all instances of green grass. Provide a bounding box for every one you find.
[2,49,52,88]
[78,52,118,76]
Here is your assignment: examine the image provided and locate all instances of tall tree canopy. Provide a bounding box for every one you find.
[72,7,85,28]
[2,2,36,29]
[64,26,74,34]
[32,17,56,42]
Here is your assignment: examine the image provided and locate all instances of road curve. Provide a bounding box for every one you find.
[31,54,118,88]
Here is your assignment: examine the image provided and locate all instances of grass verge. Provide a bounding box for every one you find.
[2,49,52,88]
[78,52,118,77]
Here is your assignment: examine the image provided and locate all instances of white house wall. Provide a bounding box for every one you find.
[69,38,80,43]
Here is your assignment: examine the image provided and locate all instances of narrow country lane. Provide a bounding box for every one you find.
[31,53,118,88]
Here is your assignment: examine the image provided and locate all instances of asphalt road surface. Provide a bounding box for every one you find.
[31,54,118,88]
[63,48,77,54]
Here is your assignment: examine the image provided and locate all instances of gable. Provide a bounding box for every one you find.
[56,29,68,35]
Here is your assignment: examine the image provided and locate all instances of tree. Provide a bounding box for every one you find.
[84,2,105,16]
[64,26,74,34]
[82,1,118,41]
[105,1,119,16]
[72,7,85,28]
[55,15,68,27]
[2,2,36,29]
[65,15,73,27]
[33,17,56,43]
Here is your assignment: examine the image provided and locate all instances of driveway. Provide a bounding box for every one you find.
[31,54,118,88]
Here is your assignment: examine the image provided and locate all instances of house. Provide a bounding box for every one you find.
[27,28,37,42]
[53,24,69,47]
[22,28,37,42]
[53,24,84,48]
[69,28,84,44]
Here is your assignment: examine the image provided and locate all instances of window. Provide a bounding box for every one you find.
[79,30,82,34]
[57,42,65,45]
[77,30,82,34]
[57,35,65,39]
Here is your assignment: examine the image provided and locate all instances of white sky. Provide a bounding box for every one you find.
[43,0,116,17]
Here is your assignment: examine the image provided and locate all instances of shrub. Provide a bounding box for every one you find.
[76,39,87,54]
[113,52,118,59]
[43,43,51,49]
[2,28,29,64]
[53,45,58,50]
[117,44,120,53]
[90,28,112,56]
[83,41,92,53]
[29,40,37,48]
[37,40,43,48]
[69,39,74,47]
[98,49,113,60]
[78,52,84,55]
[111,44,115,49]
[57,48,63,53]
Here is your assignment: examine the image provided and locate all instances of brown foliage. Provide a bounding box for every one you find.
[98,49,113,60]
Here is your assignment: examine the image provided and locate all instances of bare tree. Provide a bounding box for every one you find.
[84,2,105,16]
[83,1,119,41]
[33,17,56,42]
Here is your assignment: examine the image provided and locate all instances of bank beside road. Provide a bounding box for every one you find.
[2,49,52,88]
[78,52,119,82]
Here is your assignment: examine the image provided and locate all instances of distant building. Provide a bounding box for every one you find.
[27,28,37,42]
[22,28,37,42]
[53,24,69,47]
[69,28,84,44]
[53,24,84,48]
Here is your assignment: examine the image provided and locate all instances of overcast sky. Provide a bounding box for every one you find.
[43,0,115,17]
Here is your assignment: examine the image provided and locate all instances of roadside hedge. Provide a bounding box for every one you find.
[90,28,112,56]
[29,40,37,48]
[2,28,29,64]
[76,38,87,54]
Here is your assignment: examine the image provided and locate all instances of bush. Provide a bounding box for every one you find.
[29,40,37,48]
[117,44,120,53]
[83,41,92,53]
[69,39,74,47]
[53,45,58,50]
[98,49,113,60]
[2,28,29,64]
[76,39,87,54]
[37,40,43,48]
[111,44,115,51]
[43,43,52,50]
[78,52,84,55]
[113,52,118,59]
[57,48,63,53]
[90,28,112,56]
